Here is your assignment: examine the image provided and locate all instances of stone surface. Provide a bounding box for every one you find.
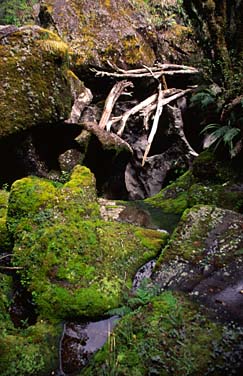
[0,25,86,137]
[39,0,156,68]
[153,205,243,323]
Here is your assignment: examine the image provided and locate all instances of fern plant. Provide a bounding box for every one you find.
[201,122,241,158]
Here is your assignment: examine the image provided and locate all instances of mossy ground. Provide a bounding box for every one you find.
[7,165,167,320]
[0,272,60,376]
[84,291,243,375]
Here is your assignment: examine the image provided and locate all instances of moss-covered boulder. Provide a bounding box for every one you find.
[154,205,243,323]
[145,151,243,215]
[0,272,60,376]
[0,25,86,137]
[39,0,156,68]
[84,291,243,375]
[7,165,167,319]
[0,190,11,252]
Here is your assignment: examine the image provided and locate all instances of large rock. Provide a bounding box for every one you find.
[7,165,167,319]
[0,25,88,137]
[38,0,156,68]
[154,205,243,323]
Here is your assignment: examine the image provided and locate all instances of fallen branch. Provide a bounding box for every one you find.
[99,80,133,130]
[142,82,164,166]
[91,63,199,79]
[0,266,23,270]
[117,88,193,136]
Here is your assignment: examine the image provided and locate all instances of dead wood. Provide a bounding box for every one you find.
[117,88,193,137]
[142,83,164,166]
[99,80,133,130]
[91,63,199,79]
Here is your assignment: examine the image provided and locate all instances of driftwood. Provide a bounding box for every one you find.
[92,62,199,79]
[99,80,133,130]
[91,63,199,166]
[142,83,164,166]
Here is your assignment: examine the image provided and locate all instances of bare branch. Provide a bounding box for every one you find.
[142,83,164,166]
[99,80,134,130]
[91,64,199,79]
[117,88,194,136]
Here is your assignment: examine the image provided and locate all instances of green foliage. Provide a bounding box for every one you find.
[201,116,241,158]
[189,89,219,110]
[0,0,37,26]
[84,291,243,375]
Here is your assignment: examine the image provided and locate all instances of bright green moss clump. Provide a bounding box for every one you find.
[0,190,11,252]
[84,291,242,375]
[7,165,167,320]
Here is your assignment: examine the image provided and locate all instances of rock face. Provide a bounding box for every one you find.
[154,205,243,323]
[38,0,156,68]
[0,25,86,137]
[7,165,168,319]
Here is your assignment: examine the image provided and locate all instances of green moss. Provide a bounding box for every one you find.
[157,205,243,267]
[84,291,241,375]
[188,183,243,211]
[0,320,60,376]
[7,166,166,319]
[145,151,243,216]
[145,171,193,214]
[0,272,60,376]
[0,190,11,252]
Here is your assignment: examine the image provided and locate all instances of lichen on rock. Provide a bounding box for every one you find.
[0,25,86,137]
[38,0,156,68]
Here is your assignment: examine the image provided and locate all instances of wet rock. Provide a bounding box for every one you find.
[60,317,118,374]
[153,205,243,323]
[59,149,84,172]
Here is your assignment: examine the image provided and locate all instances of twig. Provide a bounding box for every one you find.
[99,80,134,130]
[0,254,12,261]
[0,266,23,270]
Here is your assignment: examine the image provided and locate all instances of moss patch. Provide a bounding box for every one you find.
[0,272,60,376]
[0,190,11,252]
[84,291,243,375]
[7,165,167,319]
